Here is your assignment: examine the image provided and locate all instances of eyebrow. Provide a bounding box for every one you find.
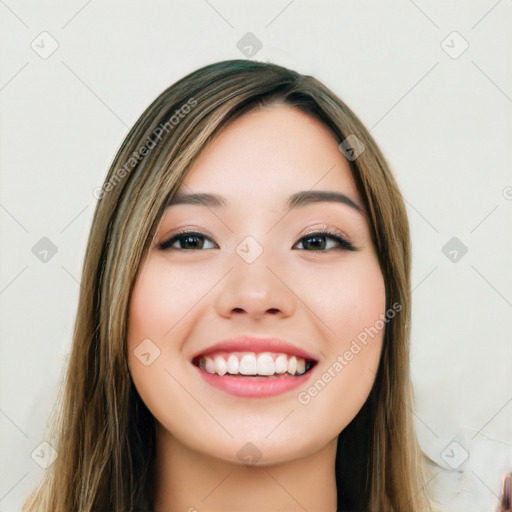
[166,190,365,214]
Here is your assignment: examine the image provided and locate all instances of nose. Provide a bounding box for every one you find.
[214,246,296,321]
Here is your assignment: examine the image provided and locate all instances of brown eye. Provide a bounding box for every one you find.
[294,231,356,251]
[159,231,216,250]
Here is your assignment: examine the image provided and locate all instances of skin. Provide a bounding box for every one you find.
[127,105,386,512]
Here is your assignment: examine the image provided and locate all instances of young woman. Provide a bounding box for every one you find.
[23,59,435,511]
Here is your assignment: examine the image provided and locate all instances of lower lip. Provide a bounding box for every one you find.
[194,366,315,398]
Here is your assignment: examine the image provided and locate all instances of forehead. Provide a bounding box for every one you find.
[178,105,361,205]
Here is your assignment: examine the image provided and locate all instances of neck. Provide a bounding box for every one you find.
[151,424,338,512]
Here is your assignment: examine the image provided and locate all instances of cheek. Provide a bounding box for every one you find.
[297,254,386,343]
[126,259,204,424]
[127,258,207,344]
[126,259,198,400]
[340,265,386,341]
[296,256,386,422]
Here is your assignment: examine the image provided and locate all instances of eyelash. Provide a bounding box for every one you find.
[159,228,356,252]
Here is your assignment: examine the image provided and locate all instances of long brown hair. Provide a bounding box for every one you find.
[23,59,432,512]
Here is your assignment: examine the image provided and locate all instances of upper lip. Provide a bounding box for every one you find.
[191,336,319,363]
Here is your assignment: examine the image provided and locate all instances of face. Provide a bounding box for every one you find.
[127,105,386,465]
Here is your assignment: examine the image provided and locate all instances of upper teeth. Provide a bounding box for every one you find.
[199,352,308,376]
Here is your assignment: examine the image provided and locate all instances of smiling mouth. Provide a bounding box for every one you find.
[192,351,317,378]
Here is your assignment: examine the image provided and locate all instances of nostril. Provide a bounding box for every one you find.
[229,308,282,315]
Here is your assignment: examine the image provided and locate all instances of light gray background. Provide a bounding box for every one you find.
[1,1,511,511]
